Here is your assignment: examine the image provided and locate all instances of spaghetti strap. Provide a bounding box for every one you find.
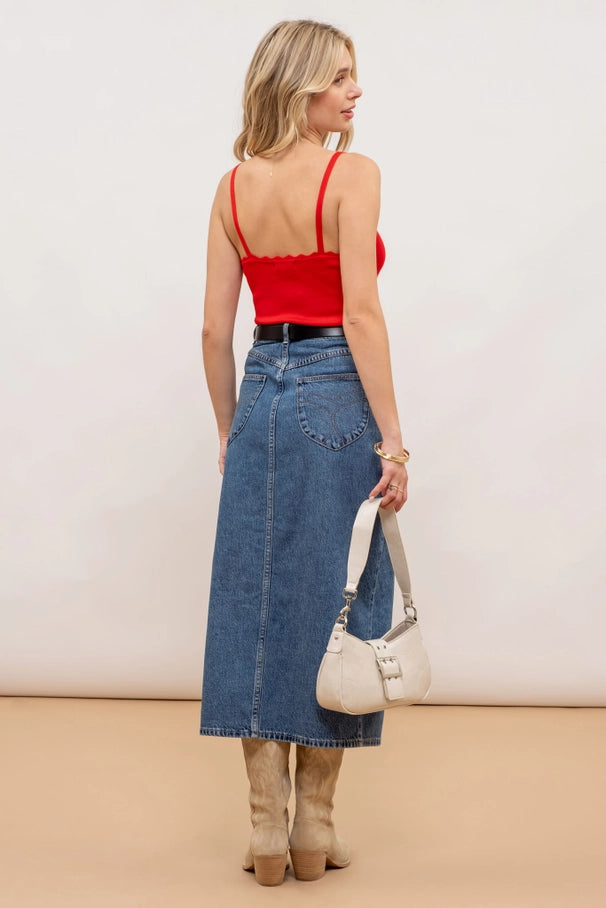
[229,165,252,258]
[315,151,343,253]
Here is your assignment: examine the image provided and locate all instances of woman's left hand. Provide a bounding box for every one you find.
[218,433,229,474]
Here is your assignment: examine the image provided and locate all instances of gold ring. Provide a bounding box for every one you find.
[388,484,402,493]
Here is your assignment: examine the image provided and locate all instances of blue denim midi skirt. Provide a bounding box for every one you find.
[200,328,394,747]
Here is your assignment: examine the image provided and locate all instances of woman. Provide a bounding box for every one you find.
[200,20,409,886]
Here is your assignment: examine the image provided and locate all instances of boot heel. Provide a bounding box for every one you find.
[253,854,288,886]
[290,849,326,881]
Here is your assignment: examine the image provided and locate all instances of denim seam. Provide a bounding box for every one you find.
[250,339,289,733]
[285,348,352,370]
[199,726,382,748]
[248,349,283,367]
[297,373,361,383]
[249,346,351,369]
[226,375,266,446]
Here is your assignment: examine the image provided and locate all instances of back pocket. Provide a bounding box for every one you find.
[228,374,266,444]
[296,374,369,451]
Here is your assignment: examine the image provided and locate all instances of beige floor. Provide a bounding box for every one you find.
[1,700,605,908]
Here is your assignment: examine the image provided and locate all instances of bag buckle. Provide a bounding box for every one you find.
[373,648,406,700]
[376,655,403,681]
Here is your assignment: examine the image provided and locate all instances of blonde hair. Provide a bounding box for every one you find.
[234,20,357,161]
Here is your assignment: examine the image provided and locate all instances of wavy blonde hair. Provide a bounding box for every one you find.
[234,20,357,161]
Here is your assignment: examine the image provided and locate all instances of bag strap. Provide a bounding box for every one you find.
[341,498,414,618]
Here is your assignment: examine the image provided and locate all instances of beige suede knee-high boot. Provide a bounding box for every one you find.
[289,745,351,881]
[241,738,291,886]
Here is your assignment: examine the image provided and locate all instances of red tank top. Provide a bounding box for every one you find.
[230,151,386,326]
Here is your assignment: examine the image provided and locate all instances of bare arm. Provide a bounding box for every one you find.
[337,155,408,510]
[202,174,243,473]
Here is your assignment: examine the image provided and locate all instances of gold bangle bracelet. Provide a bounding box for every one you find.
[373,442,410,464]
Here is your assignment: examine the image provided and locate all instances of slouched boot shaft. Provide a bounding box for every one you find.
[241,738,291,886]
[289,745,350,881]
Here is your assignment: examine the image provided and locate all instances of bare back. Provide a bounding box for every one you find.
[224,144,343,259]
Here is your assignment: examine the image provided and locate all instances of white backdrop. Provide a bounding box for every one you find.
[2,0,605,703]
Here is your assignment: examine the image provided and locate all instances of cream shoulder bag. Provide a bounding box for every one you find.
[316,497,431,715]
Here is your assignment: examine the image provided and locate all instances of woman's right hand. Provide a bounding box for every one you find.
[369,460,408,512]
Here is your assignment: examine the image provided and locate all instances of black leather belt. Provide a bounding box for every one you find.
[254,324,345,341]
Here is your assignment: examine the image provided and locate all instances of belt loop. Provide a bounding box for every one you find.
[282,322,290,344]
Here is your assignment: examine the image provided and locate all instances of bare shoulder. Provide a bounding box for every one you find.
[215,167,235,198]
[336,152,380,182]
[333,154,380,207]
[209,167,239,221]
